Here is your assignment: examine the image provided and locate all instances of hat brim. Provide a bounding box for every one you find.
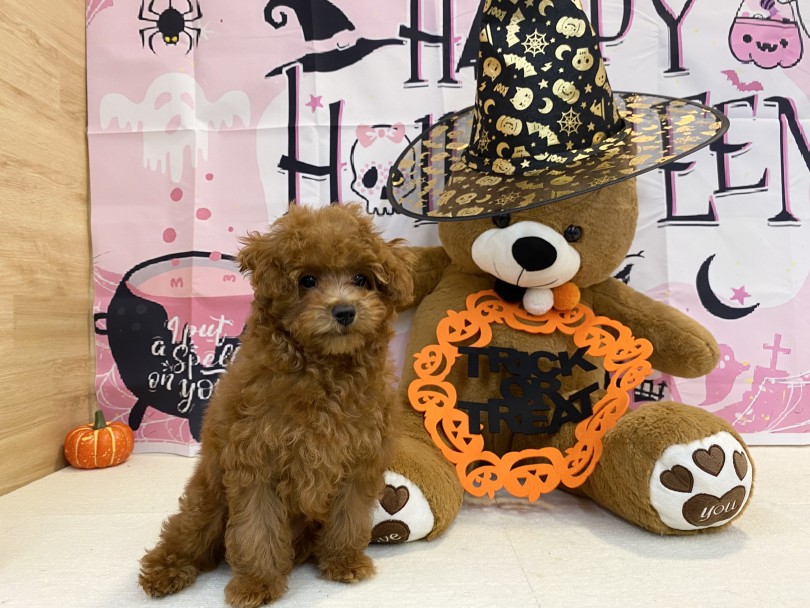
[387,92,729,221]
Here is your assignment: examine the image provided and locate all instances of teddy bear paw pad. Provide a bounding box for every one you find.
[649,431,753,531]
[370,471,435,543]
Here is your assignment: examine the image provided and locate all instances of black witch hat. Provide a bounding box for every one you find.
[264,0,354,41]
[388,0,728,220]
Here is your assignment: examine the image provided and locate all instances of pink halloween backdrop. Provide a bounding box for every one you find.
[87,0,810,454]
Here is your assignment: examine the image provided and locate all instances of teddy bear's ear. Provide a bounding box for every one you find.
[237,230,289,297]
[373,238,416,309]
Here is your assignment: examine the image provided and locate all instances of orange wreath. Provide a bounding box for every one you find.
[408,290,653,500]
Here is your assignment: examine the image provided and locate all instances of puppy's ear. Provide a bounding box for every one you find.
[237,231,289,297]
[374,239,415,309]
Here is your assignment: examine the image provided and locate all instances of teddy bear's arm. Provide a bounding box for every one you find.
[589,278,720,378]
[399,246,451,311]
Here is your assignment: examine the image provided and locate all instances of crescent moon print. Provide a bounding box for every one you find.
[696,255,760,320]
[556,44,572,60]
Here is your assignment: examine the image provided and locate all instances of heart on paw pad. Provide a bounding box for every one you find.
[659,465,693,493]
[650,433,753,531]
[733,450,749,479]
[692,445,725,476]
[380,485,409,515]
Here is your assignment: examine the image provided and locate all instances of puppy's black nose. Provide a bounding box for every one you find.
[512,237,557,271]
[332,305,356,326]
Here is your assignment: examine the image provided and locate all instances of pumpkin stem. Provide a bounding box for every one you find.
[93,410,108,431]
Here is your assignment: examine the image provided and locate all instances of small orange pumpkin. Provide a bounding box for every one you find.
[64,410,134,469]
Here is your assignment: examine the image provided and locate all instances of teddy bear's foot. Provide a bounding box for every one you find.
[569,402,753,534]
[370,471,435,544]
[650,431,753,531]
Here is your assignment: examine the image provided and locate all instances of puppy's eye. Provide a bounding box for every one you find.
[353,274,371,289]
[492,214,511,229]
[563,225,582,243]
[299,275,318,289]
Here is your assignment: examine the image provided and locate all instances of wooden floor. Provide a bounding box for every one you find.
[0,2,93,494]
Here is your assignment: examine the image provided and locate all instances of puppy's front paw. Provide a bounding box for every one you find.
[319,552,376,583]
[139,551,198,598]
[224,573,287,608]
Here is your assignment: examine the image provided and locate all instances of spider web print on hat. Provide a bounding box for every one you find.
[467,0,626,173]
[387,0,729,221]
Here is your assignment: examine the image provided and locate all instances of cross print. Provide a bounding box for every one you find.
[763,334,791,370]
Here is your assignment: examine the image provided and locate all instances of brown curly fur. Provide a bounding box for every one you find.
[138,204,414,607]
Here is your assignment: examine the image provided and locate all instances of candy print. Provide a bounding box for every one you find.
[729,0,804,69]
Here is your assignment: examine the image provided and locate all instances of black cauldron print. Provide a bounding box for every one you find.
[94,252,252,441]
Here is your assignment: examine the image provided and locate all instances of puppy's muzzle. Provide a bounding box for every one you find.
[332,305,356,326]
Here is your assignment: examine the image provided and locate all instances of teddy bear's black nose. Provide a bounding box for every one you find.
[512,237,557,271]
[332,305,356,326]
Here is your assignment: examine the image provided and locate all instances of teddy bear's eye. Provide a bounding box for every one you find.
[299,275,318,289]
[492,214,511,228]
[563,225,583,243]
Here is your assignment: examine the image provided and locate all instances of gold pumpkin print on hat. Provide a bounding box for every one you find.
[387,0,728,221]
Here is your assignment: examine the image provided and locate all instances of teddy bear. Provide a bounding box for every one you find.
[369,178,755,542]
[369,0,754,543]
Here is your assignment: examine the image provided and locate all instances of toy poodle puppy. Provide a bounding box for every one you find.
[138,203,414,607]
